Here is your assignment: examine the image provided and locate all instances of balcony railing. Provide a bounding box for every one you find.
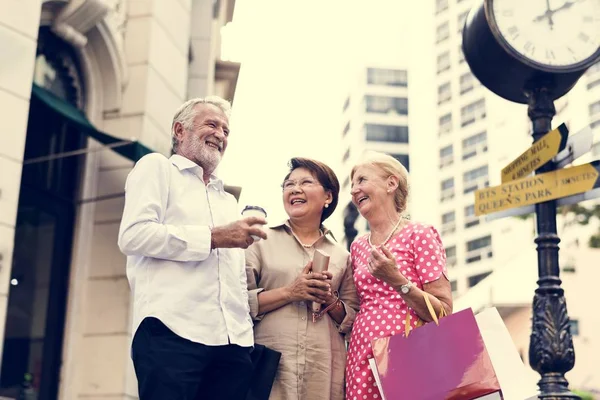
[441,188,455,202]
[465,246,493,264]
[464,215,480,228]
[439,154,454,168]
[447,255,457,267]
[463,178,488,194]
[441,222,456,236]
[462,142,488,160]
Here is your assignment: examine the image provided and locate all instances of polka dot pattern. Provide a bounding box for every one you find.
[345,223,447,400]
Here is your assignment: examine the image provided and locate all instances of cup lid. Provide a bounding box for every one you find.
[242,205,267,217]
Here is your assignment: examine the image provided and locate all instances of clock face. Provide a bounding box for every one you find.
[490,0,600,69]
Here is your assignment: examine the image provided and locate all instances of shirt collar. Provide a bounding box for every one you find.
[269,219,337,242]
[169,154,224,190]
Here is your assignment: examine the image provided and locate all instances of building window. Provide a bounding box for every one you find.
[391,154,410,171]
[365,95,408,115]
[450,280,457,292]
[365,124,409,143]
[463,165,488,193]
[592,120,600,130]
[438,82,452,104]
[589,100,600,117]
[466,235,492,264]
[441,211,456,235]
[468,271,492,287]
[459,72,477,94]
[439,144,453,167]
[441,177,454,202]
[457,11,468,33]
[439,113,452,136]
[342,148,350,162]
[458,45,465,63]
[464,204,479,228]
[343,96,350,112]
[367,68,408,87]
[462,131,487,160]
[436,21,450,43]
[437,51,451,74]
[569,319,579,336]
[461,99,486,126]
[342,122,350,137]
[446,245,457,267]
[436,0,448,14]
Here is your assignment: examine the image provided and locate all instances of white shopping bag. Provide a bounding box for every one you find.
[475,308,540,400]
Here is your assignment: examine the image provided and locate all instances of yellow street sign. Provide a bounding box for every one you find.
[476,162,600,216]
[501,124,569,183]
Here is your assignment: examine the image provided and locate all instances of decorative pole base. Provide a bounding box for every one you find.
[529,289,579,400]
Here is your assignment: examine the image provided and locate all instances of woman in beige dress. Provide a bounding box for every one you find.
[246,157,359,400]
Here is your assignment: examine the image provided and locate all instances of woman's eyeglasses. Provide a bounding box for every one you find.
[282,178,321,192]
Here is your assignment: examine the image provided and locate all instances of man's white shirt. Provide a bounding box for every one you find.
[118,153,253,347]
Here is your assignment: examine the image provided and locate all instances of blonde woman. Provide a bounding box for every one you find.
[345,152,452,400]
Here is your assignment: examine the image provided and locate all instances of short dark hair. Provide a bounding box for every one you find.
[284,157,340,223]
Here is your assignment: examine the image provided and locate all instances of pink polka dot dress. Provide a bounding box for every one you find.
[345,222,448,400]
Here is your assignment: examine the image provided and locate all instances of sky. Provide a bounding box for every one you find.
[218,0,421,233]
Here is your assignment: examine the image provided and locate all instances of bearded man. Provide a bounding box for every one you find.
[118,97,267,400]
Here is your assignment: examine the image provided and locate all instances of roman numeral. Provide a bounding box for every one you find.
[524,41,535,55]
[546,49,555,60]
[507,26,519,39]
[578,32,590,42]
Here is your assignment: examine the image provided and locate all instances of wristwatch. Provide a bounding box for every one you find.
[400,281,412,295]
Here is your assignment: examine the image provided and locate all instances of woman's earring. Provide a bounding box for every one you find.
[324,203,329,208]
[387,190,391,194]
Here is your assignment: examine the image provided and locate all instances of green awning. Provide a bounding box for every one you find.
[31,84,154,162]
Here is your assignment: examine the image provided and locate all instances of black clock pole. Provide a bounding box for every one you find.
[526,86,578,400]
[460,2,599,398]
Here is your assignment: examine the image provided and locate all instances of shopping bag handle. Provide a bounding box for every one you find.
[404,292,447,337]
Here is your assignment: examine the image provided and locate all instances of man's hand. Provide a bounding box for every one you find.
[210,216,267,249]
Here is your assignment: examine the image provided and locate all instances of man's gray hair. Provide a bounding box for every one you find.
[171,96,232,154]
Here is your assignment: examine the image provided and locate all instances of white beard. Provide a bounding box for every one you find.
[184,136,222,173]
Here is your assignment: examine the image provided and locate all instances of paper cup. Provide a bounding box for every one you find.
[241,205,267,241]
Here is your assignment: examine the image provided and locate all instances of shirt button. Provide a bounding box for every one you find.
[301,316,306,321]
[300,344,305,349]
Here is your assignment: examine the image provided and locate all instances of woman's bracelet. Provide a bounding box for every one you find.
[312,291,342,322]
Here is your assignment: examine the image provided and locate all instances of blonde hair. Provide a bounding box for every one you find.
[350,151,409,214]
[171,97,232,154]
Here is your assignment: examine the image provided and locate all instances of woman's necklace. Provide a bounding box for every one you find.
[294,228,324,248]
[368,217,404,247]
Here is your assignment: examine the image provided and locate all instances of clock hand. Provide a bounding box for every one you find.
[552,0,575,15]
[532,0,555,28]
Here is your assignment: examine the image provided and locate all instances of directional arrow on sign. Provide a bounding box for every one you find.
[475,161,600,216]
[554,125,593,169]
[501,123,569,183]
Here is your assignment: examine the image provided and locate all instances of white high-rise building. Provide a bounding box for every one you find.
[428,0,538,297]
[333,65,411,247]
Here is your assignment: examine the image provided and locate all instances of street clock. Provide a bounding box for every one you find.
[462,0,600,103]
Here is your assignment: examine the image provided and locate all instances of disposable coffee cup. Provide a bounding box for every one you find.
[241,205,267,241]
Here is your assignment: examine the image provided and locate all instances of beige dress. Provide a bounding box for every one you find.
[245,221,359,400]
